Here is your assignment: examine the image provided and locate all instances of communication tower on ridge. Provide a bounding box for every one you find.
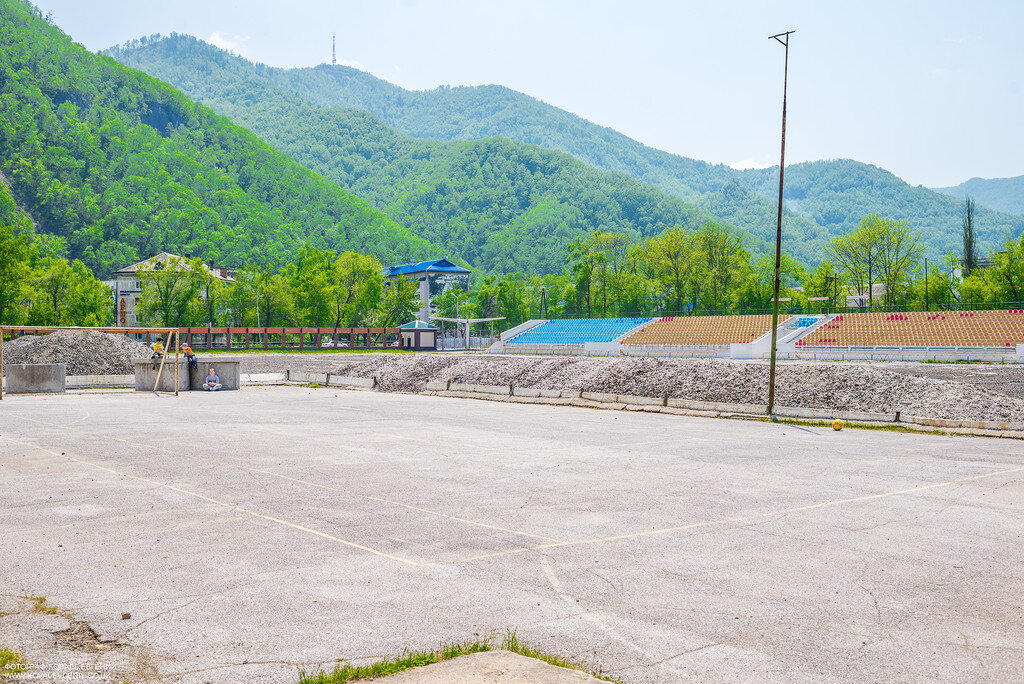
[332,33,336,65]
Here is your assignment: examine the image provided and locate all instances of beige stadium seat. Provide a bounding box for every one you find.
[795,310,1024,348]
[621,315,776,346]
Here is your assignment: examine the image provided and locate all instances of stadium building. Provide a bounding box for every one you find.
[383,258,471,323]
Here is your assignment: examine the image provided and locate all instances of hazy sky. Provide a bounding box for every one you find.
[33,0,1024,187]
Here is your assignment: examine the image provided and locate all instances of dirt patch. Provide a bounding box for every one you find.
[0,595,160,683]
[2,330,152,376]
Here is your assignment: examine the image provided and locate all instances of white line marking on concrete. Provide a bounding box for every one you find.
[1,434,422,566]
[425,463,1024,565]
[11,414,563,544]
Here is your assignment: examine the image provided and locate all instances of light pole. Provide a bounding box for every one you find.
[766,29,794,416]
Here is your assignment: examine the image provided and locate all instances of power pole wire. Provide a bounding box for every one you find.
[767,30,794,416]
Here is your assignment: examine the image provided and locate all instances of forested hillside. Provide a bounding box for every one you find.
[113,34,1023,262]
[0,0,436,278]
[107,35,772,273]
[934,175,1024,216]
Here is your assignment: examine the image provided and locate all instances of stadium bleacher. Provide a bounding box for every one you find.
[620,315,776,347]
[507,318,651,345]
[795,310,1024,348]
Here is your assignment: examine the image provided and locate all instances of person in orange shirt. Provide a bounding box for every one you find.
[181,342,198,372]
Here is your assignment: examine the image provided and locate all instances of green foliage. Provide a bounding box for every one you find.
[136,255,206,327]
[827,214,923,308]
[0,1,436,280]
[372,277,422,328]
[0,223,32,323]
[27,256,111,325]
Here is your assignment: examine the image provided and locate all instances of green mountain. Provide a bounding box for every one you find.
[0,0,437,278]
[934,175,1024,216]
[112,34,1023,262]
[106,35,806,273]
[109,34,835,268]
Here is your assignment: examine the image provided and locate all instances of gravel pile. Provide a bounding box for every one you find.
[2,330,153,376]
[316,354,1024,423]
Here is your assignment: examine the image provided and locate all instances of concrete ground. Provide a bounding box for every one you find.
[1,386,1023,683]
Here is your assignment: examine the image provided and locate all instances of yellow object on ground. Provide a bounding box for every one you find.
[833,419,844,431]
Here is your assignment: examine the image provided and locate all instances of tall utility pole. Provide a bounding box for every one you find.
[766,29,794,416]
[924,258,929,312]
[332,33,337,65]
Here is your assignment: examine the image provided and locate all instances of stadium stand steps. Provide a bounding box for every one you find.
[507,318,653,345]
[795,310,1024,348]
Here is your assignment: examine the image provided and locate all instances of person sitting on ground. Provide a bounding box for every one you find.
[202,368,222,391]
[151,337,165,370]
[181,343,198,372]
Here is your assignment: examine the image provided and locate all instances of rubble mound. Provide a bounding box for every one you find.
[314,353,1024,423]
[2,330,153,376]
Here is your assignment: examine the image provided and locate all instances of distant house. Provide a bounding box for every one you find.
[383,258,471,323]
[113,252,235,327]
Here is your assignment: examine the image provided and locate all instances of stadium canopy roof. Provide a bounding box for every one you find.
[431,316,505,324]
[383,258,471,277]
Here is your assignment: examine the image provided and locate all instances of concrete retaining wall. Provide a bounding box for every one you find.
[7,364,65,394]
[190,360,240,391]
[134,360,190,393]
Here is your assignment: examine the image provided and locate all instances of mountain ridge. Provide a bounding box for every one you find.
[111,34,1024,262]
[934,175,1024,216]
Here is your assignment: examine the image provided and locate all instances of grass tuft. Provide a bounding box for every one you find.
[501,629,620,682]
[28,595,58,615]
[1,647,26,678]
[296,629,621,683]
[297,640,489,683]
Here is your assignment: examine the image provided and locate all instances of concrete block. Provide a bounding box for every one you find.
[327,375,375,389]
[580,391,618,403]
[449,383,509,395]
[242,373,287,384]
[538,389,561,398]
[666,397,763,414]
[189,359,241,391]
[559,389,582,399]
[134,360,190,393]
[7,364,65,394]
[512,387,541,398]
[424,380,449,392]
[617,394,664,406]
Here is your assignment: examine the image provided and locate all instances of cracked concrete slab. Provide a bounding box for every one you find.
[1,386,1022,683]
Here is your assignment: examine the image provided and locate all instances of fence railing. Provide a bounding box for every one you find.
[521,301,1024,325]
[175,327,401,351]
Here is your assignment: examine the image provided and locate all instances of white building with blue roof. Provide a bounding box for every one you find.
[383,258,471,323]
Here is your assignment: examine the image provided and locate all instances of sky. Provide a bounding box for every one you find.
[32,0,1024,188]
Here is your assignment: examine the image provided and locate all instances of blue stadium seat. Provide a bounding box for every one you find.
[508,318,652,345]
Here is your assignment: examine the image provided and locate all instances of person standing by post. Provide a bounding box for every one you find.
[203,368,222,391]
